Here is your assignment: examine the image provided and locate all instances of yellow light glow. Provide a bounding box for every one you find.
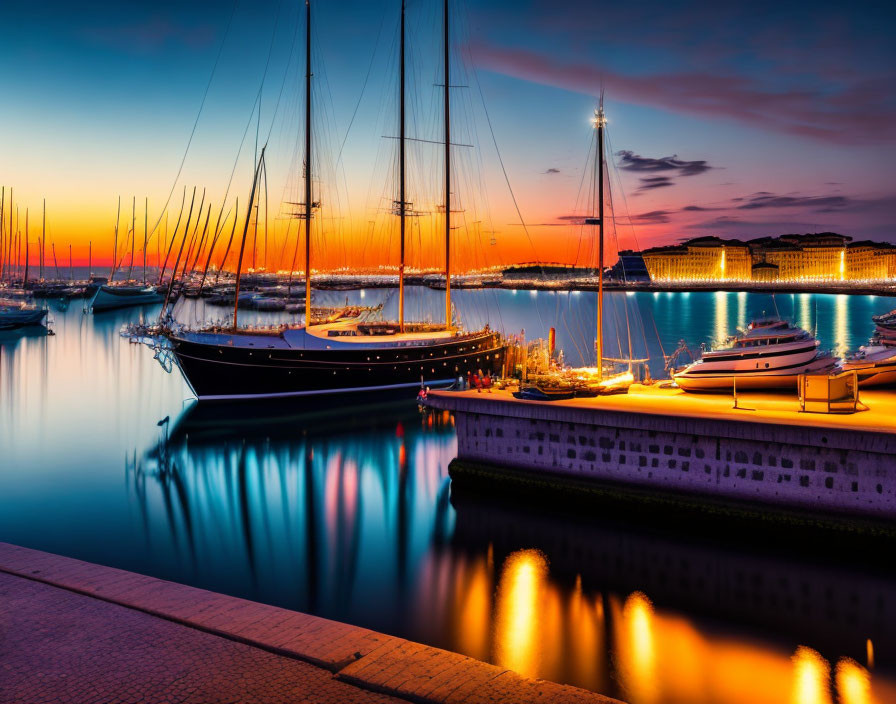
[615,591,660,704]
[836,658,875,704]
[791,646,833,704]
[493,549,548,679]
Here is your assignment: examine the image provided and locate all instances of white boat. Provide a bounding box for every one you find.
[91,283,164,312]
[841,344,896,387]
[673,318,837,392]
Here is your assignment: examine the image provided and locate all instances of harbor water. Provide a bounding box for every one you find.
[1,287,894,704]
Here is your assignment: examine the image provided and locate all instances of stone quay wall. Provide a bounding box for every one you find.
[425,395,896,520]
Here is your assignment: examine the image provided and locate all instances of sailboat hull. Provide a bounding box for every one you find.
[92,285,164,312]
[0,308,47,330]
[169,329,506,400]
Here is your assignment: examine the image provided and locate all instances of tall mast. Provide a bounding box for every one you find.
[143,197,148,284]
[443,0,451,328]
[233,149,266,331]
[89,241,92,278]
[594,102,606,380]
[398,0,406,331]
[303,0,313,327]
[69,243,73,281]
[23,209,29,286]
[0,187,4,283]
[128,196,135,281]
[111,196,120,281]
[41,199,45,280]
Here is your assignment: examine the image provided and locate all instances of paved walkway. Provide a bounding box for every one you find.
[0,571,398,704]
[0,543,621,704]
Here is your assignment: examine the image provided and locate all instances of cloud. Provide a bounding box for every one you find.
[735,193,851,212]
[544,168,561,174]
[631,210,673,224]
[469,43,896,144]
[617,151,713,176]
[688,216,827,232]
[637,176,675,191]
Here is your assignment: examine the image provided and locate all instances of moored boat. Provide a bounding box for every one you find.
[841,344,896,387]
[160,0,506,401]
[169,319,504,400]
[673,318,837,392]
[92,283,164,312]
[0,299,47,330]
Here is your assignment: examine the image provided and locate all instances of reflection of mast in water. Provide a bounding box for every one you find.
[132,401,456,622]
[127,416,198,568]
[304,443,318,614]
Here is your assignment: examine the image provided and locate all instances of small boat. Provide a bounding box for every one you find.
[91,283,165,312]
[673,318,837,392]
[0,299,47,330]
[513,386,576,401]
[841,344,896,387]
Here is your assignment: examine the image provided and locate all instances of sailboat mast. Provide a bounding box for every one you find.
[89,241,92,278]
[128,196,135,281]
[443,0,451,328]
[398,0,406,331]
[233,149,266,331]
[143,197,148,284]
[304,0,313,326]
[0,187,4,283]
[41,199,45,280]
[69,244,73,282]
[111,196,120,281]
[595,103,606,380]
[23,209,29,286]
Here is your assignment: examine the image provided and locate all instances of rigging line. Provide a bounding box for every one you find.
[147,0,238,244]
[604,126,642,253]
[336,7,386,166]
[255,0,285,164]
[264,0,300,146]
[572,130,595,267]
[470,61,547,333]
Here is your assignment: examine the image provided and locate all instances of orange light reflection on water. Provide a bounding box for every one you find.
[493,549,548,678]
[462,552,896,704]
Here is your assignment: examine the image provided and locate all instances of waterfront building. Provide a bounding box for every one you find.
[641,233,896,283]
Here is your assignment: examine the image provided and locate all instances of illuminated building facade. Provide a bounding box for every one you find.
[641,233,896,283]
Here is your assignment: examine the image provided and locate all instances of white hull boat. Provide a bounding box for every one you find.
[673,319,837,392]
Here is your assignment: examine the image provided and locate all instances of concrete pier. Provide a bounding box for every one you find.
[0,543,621,704]
[425,386,896,522]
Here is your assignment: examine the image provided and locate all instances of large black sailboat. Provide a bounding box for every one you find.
[165,0,505,400]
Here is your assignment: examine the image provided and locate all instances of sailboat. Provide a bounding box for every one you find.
[163,0,505,400]
[92,197,164,312]
[515,100,637,399]
[0,298,47,330]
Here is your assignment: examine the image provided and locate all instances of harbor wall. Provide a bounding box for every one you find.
[425,394,896,520]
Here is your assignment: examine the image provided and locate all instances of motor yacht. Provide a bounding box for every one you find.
[673,318,836,392]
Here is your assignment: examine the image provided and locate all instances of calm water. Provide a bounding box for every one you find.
[1,288,894,704]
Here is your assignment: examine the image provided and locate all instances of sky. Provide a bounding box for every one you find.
[1,0,894,271]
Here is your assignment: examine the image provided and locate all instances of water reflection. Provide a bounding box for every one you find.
[3,291,896,704]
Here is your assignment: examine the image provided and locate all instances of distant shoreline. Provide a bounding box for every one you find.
[469,280,896,297]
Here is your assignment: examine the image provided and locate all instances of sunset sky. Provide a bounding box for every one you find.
[2,0,894,271]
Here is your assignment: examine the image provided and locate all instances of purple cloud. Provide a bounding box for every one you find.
[470,44,896,144]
